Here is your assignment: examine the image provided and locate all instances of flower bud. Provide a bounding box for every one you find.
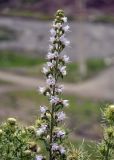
[109,105,114,112]
[7,118,16,125]
[21,130,26,135]
[27,126,35,134]
[106,127,114,138]
[28,141,37,152]
[56,16,60,20]
[56,10,64,17]
[47,135,50,140]
[46,113,51,119]
[105,105,114,122]
[0,129,3,136]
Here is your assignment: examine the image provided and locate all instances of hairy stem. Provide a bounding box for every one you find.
[49,104,54,160]
[49,74,58,160]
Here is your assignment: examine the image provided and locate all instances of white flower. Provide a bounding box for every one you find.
[47,52,55,59]
[36,124,47,136]
[36,128,44,136]
[42,66,49,74]
[40,106,47,114]
[55,85,64,93]
[59,146,66,154]
[63,25,70,32]
[39,87,45,94]
[42,124,47,130]
[63,100,69,107]
[50,96,59,105]
[36,155,43,160]
[47,52,58,60]
[47,62,54,68]
[60,35,65,42]
[50,36,55,43]
[46,75,55,86]
[56,130,65,138]
[46,92,50,96]
[49,45,53,51]
[52,60,56,65]
[60,35,70,46]
[64,39,70,46]
[56,23,62,28]
[54,51,59,58]
[52,143,59,151]
[47,60,56,68]
[56,111,66,121]
[51,143,66,154]
[50,28,56,36]
[55,43,58,50]
[53,22,62,28]
[59,65,67,76]
[62,16,67,23]
[63,55,70,63]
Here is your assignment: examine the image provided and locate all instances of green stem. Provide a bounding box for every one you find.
[105,146,110,160]
[49,104,54,160]
[104,140,111,160]
[49,58,59,160]
[49,18,62,159]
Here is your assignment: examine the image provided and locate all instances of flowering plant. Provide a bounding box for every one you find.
[28,10,114,160]
[36,10,70,160]
[0,9,114,160]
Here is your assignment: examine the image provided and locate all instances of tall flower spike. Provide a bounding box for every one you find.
[37,10,70,160]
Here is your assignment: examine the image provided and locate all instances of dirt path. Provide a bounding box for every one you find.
[0,67,114,100]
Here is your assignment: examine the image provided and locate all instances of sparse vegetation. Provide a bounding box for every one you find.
[0,50,45,67]
[0,88,113,159]
[0,50,108,83]
[0,26,17,41]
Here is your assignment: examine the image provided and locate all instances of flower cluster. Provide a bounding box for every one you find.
[97,105,114,160]
[36,10,70,160]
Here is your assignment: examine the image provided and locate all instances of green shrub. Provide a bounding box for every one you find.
[0,118,37,160]
[0,50,44,67]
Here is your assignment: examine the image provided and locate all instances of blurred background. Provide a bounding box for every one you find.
[0,0,114,156]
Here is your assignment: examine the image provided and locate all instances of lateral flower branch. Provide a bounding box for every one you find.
[36,10,70,160]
